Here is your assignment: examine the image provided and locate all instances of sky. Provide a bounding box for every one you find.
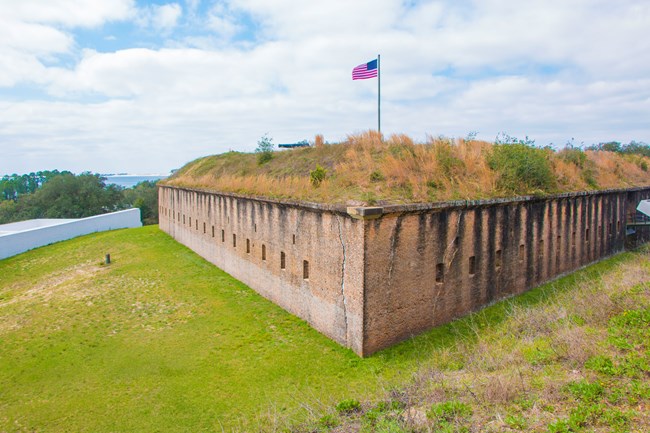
[1,0,649,175]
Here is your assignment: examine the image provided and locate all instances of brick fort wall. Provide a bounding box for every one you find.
[159,185,650,356]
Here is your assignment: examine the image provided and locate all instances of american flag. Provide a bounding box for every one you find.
[352,59,378,80]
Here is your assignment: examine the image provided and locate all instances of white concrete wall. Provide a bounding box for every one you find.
[0,208,142,260]
[637,199,650,217]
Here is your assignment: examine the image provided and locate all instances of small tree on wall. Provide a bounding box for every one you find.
[256,134,274,165]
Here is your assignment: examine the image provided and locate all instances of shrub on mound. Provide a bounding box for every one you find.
[488,143,556,194]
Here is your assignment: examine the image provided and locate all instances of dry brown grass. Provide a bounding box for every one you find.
[0,261,108,310]
[165,132,650,205]
[287,249,650,432]
[553,157,591,190]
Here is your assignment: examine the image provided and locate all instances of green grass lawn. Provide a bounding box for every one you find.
[2,226,648,432]
[0,226,433,432]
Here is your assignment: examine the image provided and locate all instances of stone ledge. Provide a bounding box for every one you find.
[158,184,349,214]
[347,207,383,220]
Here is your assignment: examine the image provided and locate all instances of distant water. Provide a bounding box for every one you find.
[104,175,168,188]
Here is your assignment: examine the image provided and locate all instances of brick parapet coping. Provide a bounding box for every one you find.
[159,184,650,220]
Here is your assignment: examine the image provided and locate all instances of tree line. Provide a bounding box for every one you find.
[585,140,650,156]
[0,171,158,225]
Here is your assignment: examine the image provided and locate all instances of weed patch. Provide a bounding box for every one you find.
[336,399,362,414]
[294,248,650,432]
[565,380,605,402]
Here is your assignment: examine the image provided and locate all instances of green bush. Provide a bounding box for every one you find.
[310,165,327,187]
[488,142,556,194]
[255,134,274,165]
[335,399,361,414]
[123,180,159,225]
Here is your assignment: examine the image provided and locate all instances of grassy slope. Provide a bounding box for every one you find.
[1,227,649,432]
[299,252,650,432]
[165,132,650,205]
[0,226,442,432]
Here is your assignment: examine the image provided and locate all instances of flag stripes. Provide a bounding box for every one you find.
[352,59,378,80]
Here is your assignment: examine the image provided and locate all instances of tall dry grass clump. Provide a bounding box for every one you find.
[553,157,591,190]
[333,134,499,203]
[314,134,324,148]
[587,150,650,189]
[344,130,384,150]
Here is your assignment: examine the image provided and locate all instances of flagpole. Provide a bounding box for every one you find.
[377,54,381,134]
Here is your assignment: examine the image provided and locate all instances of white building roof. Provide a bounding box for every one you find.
[637,200,650,218]
[0,219,78,236]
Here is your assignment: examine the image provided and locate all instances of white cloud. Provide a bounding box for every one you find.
[0,16,72,86]
[205,3,241,40]
[397,0,650,80]
[136,3,183,33]
[0,49,49,87]
[0,0,135,87]
[228,0,403,39]
[2,0,650,174]
[0,0,135,27]
[152,3,183,31]
[0,18,73,55]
